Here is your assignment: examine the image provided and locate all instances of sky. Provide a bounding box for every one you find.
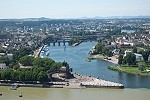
[0,0,150,19]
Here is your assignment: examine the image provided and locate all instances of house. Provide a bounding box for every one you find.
[124,49,133,56]
[134,53,144,61]
[112,49,120,55]
[0,53,5,57]
[0,63,8,70]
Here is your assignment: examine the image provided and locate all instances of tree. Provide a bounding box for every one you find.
[133,47,137,53]
[94,42,104,54]
[0,57,10,66]
[19,55,34,66]
[118,55,123,66]
[37,71,48,83]
[141,50,150,61]
[19,72,25,81]
[13,48,33,62]
[1,69,12,80]
[32,58,55,71]
[124,53,136,66]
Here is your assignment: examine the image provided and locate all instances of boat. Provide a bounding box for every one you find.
[41,51,45,53]
[46,51,50,56]
[19,92,22,97]
[64,45,66,51]
[10,86,17,90]
[46,47,49,51]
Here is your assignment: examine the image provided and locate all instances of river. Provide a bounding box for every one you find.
[0,86,150,100]
[41,41,150,89]
[1,41,150,100]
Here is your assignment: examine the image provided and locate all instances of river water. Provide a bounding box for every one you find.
[0,86,150,100]
[42,41,150,89]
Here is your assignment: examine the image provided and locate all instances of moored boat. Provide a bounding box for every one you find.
[10,86,17,90]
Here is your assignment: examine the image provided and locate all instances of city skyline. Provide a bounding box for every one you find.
[0,0,150,19]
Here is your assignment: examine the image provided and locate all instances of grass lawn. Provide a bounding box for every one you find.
[108,66,150,76]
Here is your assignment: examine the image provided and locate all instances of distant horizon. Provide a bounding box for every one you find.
[1,15,150,19]
[1,0,150,19]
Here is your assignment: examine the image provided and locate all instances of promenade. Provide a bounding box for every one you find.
[34,46,43,58]
[66,73,124,88]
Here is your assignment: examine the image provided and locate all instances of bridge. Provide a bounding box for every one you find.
[46,39,71,46]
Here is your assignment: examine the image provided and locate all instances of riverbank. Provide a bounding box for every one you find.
[88,54,118,64]
[108,66,150,77]
[0,72,124,89]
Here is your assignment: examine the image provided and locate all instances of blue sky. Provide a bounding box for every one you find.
[0,0,150,18]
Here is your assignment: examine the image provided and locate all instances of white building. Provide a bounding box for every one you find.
[134,53,144,61]
[0,63,8,70]
[0,53,5,57]
[112,49,120,55]
[124,49,133,56]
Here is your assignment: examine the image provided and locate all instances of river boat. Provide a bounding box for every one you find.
[64,46,66,51]
[19,92,22,97]
[46,51,50,56]
[10,86,17,90]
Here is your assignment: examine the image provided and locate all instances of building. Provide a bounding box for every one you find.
[124,49,133,56]
[112,49,120,55]
[0,63,8,70]
[0,53,5,57]
[134,53,144,61]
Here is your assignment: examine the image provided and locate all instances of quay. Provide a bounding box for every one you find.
[34,45,44,58]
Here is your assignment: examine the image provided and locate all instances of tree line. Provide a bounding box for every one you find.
[0,47,63,83]
[92,41,113,57]
[0,56,62,83]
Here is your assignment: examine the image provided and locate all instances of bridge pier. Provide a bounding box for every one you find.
[53,42,55,46]
[58,42,61,46]
[63,42,65,46]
